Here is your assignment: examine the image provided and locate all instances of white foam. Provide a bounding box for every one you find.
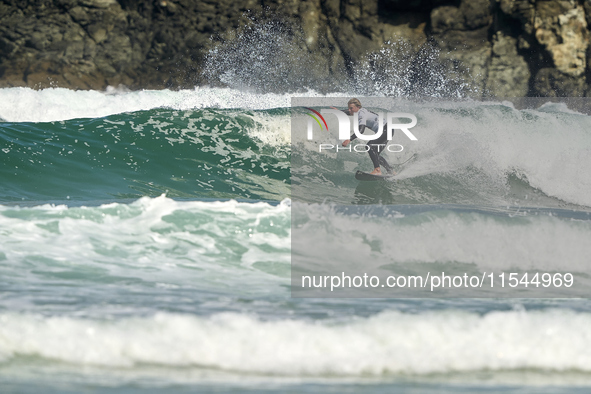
[290,99,591,207]
[243,111,292,146]
[387,101,591,207]
[293,203,591,273]
[0,87,349,123]
[1,309,591,375]
[4,193,585,286]
[0,196,291,291]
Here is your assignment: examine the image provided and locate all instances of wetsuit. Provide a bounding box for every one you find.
[348,108,393,173]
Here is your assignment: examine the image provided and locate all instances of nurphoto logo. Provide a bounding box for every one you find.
[304,107,329,138]
[306,108,418,141]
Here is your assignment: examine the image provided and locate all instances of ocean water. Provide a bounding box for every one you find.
[1,87,591,393]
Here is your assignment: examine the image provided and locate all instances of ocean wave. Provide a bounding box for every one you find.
[2,195,589,300]
[2,309,591,376]
[0,108,291,202]
[0,196,291,299]
[3,96,591,207]
[0,87,349,123]
[293,100,591,208]
[293,203,591,274]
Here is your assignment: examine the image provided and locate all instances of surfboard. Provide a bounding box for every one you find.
[354,154,417,181]
[355,170,394,181]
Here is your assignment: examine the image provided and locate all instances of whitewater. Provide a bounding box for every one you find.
[2,87,591,393]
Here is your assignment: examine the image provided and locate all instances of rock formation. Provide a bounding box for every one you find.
[0,0,589,97]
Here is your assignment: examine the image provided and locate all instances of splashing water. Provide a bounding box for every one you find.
[203,15,340,93]
[352,40,478,97]
[204,15,477,97]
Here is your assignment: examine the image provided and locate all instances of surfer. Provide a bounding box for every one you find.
[333,98,394,176]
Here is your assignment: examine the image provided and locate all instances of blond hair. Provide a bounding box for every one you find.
[348,98,362,108]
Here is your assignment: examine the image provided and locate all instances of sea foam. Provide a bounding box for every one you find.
[1,309,591,375]
[0,87,348,122]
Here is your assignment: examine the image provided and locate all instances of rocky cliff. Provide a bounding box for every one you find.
[0,0,589,97]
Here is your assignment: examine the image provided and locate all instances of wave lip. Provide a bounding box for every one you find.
[0,87,349,122]
[0,108,291,202]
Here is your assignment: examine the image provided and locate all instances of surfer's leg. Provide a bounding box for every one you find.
[373,128,393,174]
[368,145,382,174]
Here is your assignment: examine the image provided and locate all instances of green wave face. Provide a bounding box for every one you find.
[0,108,291,203]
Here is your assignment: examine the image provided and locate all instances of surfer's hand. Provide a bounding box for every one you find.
[330,106,339,110]
[342,139,350,147]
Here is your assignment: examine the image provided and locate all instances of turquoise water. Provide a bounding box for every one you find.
[2,88,591,393]
[1,108,290,202]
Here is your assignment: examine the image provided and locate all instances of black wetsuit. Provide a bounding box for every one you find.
[346,108,392,172]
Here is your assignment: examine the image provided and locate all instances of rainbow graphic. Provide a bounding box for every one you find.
[305,107,328,132]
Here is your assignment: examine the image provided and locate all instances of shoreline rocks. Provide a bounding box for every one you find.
[0,0,589,97]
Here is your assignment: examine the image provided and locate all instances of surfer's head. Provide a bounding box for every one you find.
[347,98,362,113]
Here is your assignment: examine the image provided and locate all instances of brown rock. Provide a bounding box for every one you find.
[431,6,464,34]
[0,0,588,97]
[485,31,530,97]
[534,1,588,77]
[534,67,586,96]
